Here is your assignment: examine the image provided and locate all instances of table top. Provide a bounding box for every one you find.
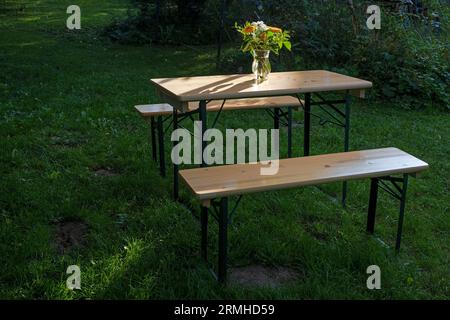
[179,148,428,200]
[150,70,372,103]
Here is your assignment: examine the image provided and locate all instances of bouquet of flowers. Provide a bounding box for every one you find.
[235,21,291,55]
[235,21,291,81]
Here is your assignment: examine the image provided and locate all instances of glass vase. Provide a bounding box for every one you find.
[252,50,271,82]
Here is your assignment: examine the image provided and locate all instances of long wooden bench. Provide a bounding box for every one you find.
[179,147,428,283]
[135,96,303,176]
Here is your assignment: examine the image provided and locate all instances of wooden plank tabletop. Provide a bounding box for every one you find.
[179,148,428,200]
[150,70,372,104]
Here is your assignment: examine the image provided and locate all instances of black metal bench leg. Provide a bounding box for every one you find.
[150,117,157,161]
[173,111,179,200]
[342,93,351,207]
[287,106,293,158]
[218,197,228,284]
[367,178,378,234]
[157,116,166,178]
[303,93,311,156]
[201,206,208,260]
[396,174,409,253]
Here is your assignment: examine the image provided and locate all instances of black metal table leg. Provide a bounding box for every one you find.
[201,206,208,260]
[157,116,166,177]
[273,107,280,130]
[199,100,209,262]
[367,178,379,234]
[150,117,157,161]
[342,93,351,207]
[396,174,409,252]
[173,110,179,200]
[344,94,351,152]
[304,93,311,156]
[218,197,228,283]
[287,106,293,158]
[199,100,207,167]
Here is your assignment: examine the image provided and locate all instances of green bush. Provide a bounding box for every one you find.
[352,17,449,108]
[221,1,449,109]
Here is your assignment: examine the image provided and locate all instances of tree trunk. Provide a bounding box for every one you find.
[346,0,358,36]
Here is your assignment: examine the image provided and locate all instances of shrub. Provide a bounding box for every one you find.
[352,15,449,108]
[222,0,449,108]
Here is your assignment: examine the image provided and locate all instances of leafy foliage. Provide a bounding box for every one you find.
[104,0,213,45]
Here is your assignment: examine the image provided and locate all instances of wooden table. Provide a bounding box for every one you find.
[150,70,373,204]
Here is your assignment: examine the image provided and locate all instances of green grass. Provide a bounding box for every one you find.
[0,0,449,299]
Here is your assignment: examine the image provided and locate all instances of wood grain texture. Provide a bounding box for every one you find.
[150,70,372,105]
[179,148,428,200]
[135,96,303,117]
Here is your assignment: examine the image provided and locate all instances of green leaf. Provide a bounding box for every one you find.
[284,41,292,51]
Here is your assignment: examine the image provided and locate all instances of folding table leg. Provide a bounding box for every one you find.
[218,197,228,283]
[201,206,208,260]
[273,107,280,130]
[303,93,311,156]
[198,100,210,261]
[157,116,166,177]
[150,117,157,161]
[367,178,378,234]
[396,174,409,252]
[342,93,351,207]
[173,110,179,200]
[199,100,207,167]
[287,106,293,158]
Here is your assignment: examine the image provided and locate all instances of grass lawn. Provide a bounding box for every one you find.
[0,0,448,299]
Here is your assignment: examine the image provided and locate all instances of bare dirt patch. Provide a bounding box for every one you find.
[91,166,119,177]
[55,220,88,254]
[229,265,299,288]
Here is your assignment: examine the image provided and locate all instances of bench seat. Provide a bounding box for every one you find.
[179,147,428,283]
[179,147,428,201]
[134,95,303,117]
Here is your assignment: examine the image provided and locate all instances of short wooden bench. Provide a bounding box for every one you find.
[135,96,303,176]
[179,147,428,283]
